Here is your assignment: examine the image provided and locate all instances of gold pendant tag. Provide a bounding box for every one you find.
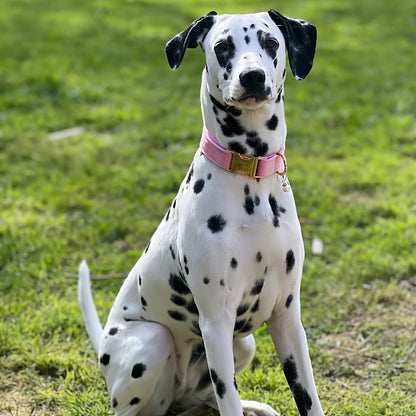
[281,175,291,192]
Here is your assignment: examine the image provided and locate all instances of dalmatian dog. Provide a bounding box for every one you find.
[79,9,325,416]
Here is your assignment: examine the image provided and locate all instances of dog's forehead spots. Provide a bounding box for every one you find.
[211,13,281,47]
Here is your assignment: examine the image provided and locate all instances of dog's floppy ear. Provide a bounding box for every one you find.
[166,11,217,69]
[268,9,317,80]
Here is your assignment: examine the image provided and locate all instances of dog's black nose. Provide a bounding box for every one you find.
[239,69,266,90]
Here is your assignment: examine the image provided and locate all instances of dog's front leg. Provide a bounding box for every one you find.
[199,312,244,416]
[267,298,325,416]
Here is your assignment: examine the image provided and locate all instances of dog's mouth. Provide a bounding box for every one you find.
[228,86,273,108]
[228,92,271,109]
[241,94,267,105]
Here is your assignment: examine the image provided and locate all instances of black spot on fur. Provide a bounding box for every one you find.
[221,114,245,137]
[169,273,191,295]
[244,196,255,215]
[186,299,199,315]
[196,370,212,391]
[220,279,225,286]
[223,72,228,80]
[190,320,202,336]
[246,132,268,157]
[207,214,227,233]
[273,58,278,68]
[285,294,294,308]
[237,303,249,316]
[293,384,313,416]
[250,24,255,29]
[286,250,295,274]
[283,355,299,387]
[251,299,260,313]
[100,353,110,366]
[141,296,147,307]
[131,363,146,378]
[186,164,194,184]
[283,357,312,416]
[123,306,128,311]
[276,86,283,103]
[254,195,260,206]
[256,251,262,262]
[269,194,278,215]
[209,94,241,117]
[244,35,250,44]
[112,398,118,408]
[190,342,205,364]
[169,245,176,260]
[228,141,247,154]
[194,178,205,194]
[207,173,212,180]
[170,294,187,306]
[244,184,250,195]
[129,397,140,406]
[203,277,210,284]
[168,310,187,321]
[210,369,226,399]
[266,114,278,130]
[109,327,118,336]
[165,208,170,221]
[234,320,245,331]
[214,35,236,68]
[240,320,253,333]
[234,377,238,390]
[144,240,151,253]
[231,257,238,269]
[250,279,265,295]
[243,27,248,32]
[269,194,286,227]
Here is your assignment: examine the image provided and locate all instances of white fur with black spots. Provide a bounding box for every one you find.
[79,9,324,416]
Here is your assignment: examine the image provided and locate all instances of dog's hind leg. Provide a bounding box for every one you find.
[99,320,176,416]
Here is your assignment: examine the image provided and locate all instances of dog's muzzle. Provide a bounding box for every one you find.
[233,69,272,105]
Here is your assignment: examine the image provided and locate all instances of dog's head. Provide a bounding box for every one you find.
[166,10,316,110]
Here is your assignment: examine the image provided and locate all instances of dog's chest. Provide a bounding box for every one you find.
[135,152,302,338]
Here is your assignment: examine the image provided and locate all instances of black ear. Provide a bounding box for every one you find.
[268,9,317,80]
[166,11,217,69]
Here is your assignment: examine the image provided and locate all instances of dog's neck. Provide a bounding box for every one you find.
[200,69,287,157]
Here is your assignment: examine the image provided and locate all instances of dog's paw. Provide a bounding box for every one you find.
[241,400,280,416]
[242,403,279,416]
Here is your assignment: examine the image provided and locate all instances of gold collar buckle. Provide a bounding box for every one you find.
[229,152,259,178]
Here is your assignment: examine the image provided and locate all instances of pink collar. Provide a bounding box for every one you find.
[200,127,287,179]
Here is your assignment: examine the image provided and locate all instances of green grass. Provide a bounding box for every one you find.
[1,0,415,415]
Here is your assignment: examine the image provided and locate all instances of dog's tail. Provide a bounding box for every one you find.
[78,260,103,354]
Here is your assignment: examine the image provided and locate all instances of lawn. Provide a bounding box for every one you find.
[0,0,415,415]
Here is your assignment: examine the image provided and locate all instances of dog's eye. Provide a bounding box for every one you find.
[265,38,279,49]
[214,41,229,53]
